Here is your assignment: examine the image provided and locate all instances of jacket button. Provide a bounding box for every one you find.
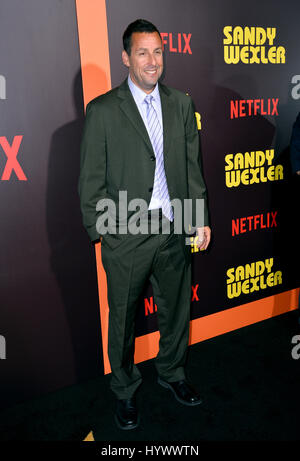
[150,155,155,161]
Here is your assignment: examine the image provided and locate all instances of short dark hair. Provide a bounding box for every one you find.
[123,19,161,55]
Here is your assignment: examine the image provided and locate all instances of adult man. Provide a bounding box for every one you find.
[79,19,211,430]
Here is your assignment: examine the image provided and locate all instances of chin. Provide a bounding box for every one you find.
[144,78,159,87]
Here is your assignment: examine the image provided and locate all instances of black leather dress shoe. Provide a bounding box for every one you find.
[158,377,203,406]
[115,397,139,430]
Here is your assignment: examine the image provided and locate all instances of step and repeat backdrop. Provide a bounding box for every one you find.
[1,0,299,410]
[77,0,300,373]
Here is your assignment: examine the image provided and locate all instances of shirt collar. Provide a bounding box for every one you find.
[127,74,160,105]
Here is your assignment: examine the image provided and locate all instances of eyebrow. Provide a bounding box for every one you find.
[136,47,162,52]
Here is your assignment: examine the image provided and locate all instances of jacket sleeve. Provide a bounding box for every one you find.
[185,95,210,228]
[78,100,107,242]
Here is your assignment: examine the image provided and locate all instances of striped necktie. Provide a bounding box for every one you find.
[144,94,173,221]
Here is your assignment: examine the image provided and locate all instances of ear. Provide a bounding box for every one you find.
[122,50,130,68]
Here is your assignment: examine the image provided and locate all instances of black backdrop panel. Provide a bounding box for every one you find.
[105,0,299,335]
[0,0,102,411]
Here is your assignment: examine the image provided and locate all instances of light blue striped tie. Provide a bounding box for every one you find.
[144,94,173,222]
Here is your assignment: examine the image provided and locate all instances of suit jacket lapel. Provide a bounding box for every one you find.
[117,78,175,159]
[159,82,174,160]
[117,79,154,156]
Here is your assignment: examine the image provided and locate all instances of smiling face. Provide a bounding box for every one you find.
[122,31,163,94]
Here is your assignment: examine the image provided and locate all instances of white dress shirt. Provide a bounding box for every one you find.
[127,74,163,210]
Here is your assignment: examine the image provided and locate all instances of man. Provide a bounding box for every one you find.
[79,19,211,430]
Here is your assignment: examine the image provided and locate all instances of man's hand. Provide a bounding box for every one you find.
[195,226,211,250]
[297,170,300,176]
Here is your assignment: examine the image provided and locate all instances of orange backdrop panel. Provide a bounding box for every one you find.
[75,0,112,373]
[75,0,299,375]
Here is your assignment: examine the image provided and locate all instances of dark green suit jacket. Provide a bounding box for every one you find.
[79,78,209,246]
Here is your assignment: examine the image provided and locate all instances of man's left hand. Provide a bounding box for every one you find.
[196,226,211,250]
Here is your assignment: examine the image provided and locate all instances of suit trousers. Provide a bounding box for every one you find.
[100,210,192,399]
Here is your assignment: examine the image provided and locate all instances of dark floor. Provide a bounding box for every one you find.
[0,310,299,441]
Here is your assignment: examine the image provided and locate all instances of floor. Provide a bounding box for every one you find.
[0,310,299,441]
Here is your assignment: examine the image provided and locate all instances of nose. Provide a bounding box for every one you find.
[147,53,158,67]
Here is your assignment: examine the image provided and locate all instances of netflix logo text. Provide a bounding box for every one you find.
[160,33,192,54]
[144,285,199,316]
[232,211,278,236]
[144,297,157,316]
[0,135,27,181]
[230,98,279,119]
